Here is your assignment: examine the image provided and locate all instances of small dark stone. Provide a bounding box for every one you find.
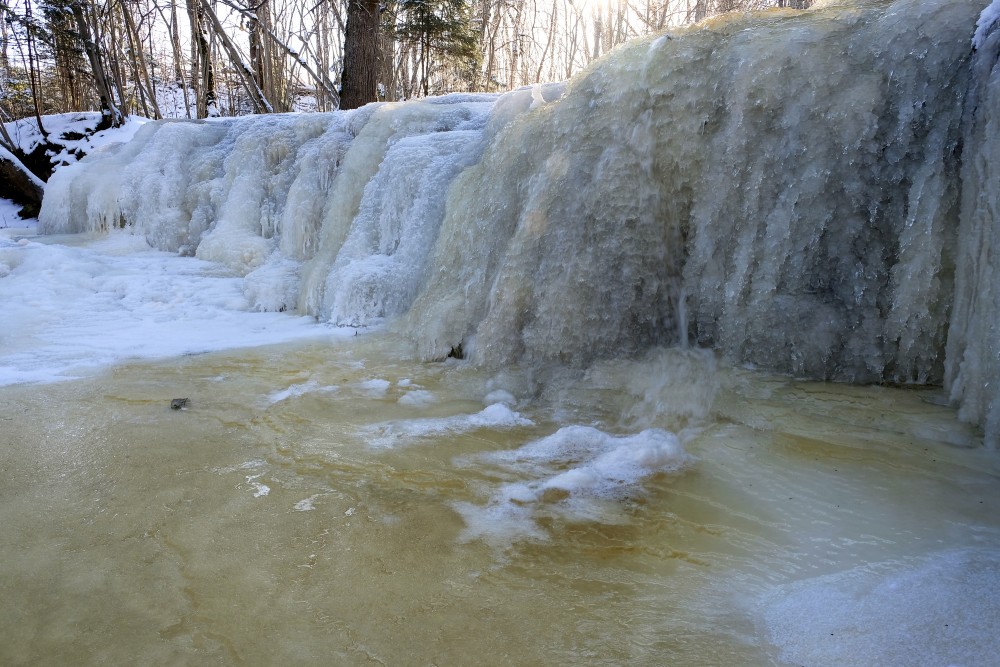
[170,398,189,410]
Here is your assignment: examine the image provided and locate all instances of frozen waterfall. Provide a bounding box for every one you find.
[38,0,1000,445]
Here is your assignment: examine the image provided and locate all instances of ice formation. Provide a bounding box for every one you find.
[38,0,1000,445]
[454,426,693,546]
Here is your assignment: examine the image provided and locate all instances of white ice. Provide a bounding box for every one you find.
[0,226,343,385]
[763,548,1000,667]
[397,389,436,406]
[975,0,1000,48]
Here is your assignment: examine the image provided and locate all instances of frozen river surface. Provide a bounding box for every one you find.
[2,227,999,666]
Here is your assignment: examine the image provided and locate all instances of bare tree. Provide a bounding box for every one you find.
[1,0,814,124]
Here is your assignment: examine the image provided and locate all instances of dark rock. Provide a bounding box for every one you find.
[170,398,189,410]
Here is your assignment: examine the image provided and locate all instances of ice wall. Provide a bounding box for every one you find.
[37,0,1000,444]
[946,0,1000,445]
[405,0,981,382]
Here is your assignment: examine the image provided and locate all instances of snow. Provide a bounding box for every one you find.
[0,145,46,190]
[0,226,344,386]
[0,198,28,230]
[2,113,148,168]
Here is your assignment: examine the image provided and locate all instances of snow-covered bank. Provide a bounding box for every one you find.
[2,113,149,173]
[0,228,343,385]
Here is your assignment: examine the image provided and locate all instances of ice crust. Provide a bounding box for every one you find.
[36,0,1000,444]
[763,548,1000,667]
[0,233,336,385]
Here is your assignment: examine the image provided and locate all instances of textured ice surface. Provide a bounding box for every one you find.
[35,0,1000,443]
[975,0,1000,48]
[946,3,1000,446]
[763,548,1000,667]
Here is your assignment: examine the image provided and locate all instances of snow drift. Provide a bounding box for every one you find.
[38,0,1000,445]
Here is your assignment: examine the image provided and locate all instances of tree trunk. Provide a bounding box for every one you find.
[70,1,123,129]
[106,15,132,118]
[0,10,9,72]
[248,1,273,106]
[508,0,524,89]
[591,4,602,62]
[378,22,395,101]
[694,0,708,22]
[23,0,47,137]
[186,0,216,117]
[340,0,381,110]
[536,0,558,83]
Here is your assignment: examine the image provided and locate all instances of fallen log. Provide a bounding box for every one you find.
[0,146,45,218]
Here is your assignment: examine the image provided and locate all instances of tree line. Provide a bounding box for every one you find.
[1,0,812,126]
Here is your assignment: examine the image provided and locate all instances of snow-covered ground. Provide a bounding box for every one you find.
[0,217,348,385]
[0,197,24,229]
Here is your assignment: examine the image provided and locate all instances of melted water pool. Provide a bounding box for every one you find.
[2,336,997,665]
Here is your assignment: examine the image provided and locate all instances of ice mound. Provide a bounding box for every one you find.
[397,389,436,406]
[454,425,693,548]
[483,389,516,407]
[243,256,302,313]
[356,378,392,397]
